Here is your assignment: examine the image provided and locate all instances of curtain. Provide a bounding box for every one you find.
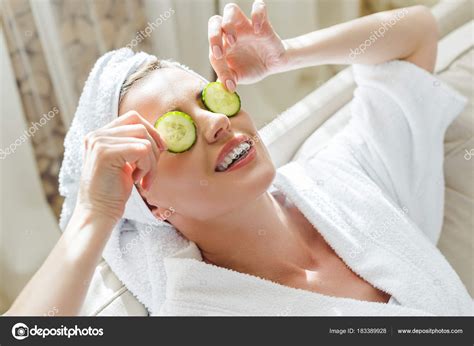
[1,0,153,217]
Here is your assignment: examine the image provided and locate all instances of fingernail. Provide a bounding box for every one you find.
[226,79,235,92]
[212,45,223,59]
[254,22,262,34]
[227,34,235,46]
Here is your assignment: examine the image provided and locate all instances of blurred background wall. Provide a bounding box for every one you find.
[0,0,437,313]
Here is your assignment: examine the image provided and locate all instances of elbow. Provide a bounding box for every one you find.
[404,5,439,73]
[411,5,439,41]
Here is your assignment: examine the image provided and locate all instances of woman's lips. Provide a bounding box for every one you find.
[215,135,249,167]
[223,144,256,172]
[215,135,256,172]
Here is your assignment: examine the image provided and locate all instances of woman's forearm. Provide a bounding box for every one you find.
[5,207,116,316]
[4,111,163,316]
[278,6,438,73]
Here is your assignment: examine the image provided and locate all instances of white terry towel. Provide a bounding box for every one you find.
[160,243,432,316]
[158,60,473,316]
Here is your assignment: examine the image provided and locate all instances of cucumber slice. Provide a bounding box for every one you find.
[154,111,196,153]
[202,82,241,117]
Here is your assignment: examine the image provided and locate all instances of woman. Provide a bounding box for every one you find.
[5,2,471,316]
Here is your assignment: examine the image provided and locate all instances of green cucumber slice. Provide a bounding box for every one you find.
[154,111,196,153]
[202,82,241,117]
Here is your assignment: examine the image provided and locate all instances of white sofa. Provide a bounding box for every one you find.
[81,0,474,316]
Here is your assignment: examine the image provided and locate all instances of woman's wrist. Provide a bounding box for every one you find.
[281,39,297,73]
[267,39,293,76]
[69,204,118,231]
[274,38,313,75]
[63,204,118,255]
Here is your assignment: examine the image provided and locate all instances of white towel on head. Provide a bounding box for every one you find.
[58,48,206,314]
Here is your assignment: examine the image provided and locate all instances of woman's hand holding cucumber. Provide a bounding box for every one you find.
[208,1,287,92]
[5,111,167,316]
[78,111,167,226]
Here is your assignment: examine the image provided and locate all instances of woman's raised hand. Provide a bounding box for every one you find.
[5,110,167,316]
[77,111,167,224]
[208,1,287,92]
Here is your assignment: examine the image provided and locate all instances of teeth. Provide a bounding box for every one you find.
[217,141,252,171]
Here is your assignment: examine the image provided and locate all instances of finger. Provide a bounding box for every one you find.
[140,162,158,191]
[208,15,224,60]
[119,112,167,151]
[125,141,153,186]
[105,111,167,151]
[101,124,161,167]
[137,140,158,191]
[209,47,237,92]
[98,137,158,190]
[221,3,248,47]
[87,125,161,188]
[251,0,267,34]
[88,140,149,186]
[92,136,160,176]
[128,140,156,190]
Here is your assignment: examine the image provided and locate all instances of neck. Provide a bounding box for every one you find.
[170,191,315,281]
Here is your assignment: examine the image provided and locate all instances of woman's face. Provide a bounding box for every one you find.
[119,67,275,221]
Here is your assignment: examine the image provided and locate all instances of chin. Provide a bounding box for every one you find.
[184,148,276,221]
[239,157,276,200]
[243,142,276,193]
[201,161,276,221]
[258,160,277,191]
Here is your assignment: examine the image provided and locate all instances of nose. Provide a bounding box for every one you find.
[202,112,231,143]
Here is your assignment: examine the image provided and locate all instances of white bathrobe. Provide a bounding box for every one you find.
[157,61,472,316]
